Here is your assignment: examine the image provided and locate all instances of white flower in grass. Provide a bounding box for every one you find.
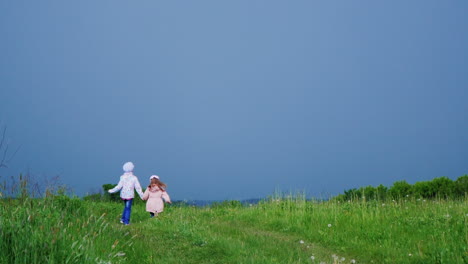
[300,240,305,244]
[328,224,332,228]
[332,254,338,260]
[408,253,412,257]
[310,255,315,260]
[445,214,451,218]
[351,259,356,263]
[340,257,345,261]
[382,203,385,206]
[115,252,126,257]
[423,200,426,202]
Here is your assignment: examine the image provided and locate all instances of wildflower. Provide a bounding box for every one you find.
[417,198,421,201]
[351,259,356,263]
[300,240,305,244]
[341,257,345,261]
[408,253,412,257]
[381,203,385,206]
[328,224,332,228]
[115,252,126,257]
[332,254,338,260]
[423,200,426,202]
[310,255,315,260]
[406,194,409,197]
[392,200,395,202]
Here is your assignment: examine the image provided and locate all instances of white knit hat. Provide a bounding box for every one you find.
[149,175,159,180]
[123,162,134,172]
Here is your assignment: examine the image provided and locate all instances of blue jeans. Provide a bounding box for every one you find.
[121,199,133,224]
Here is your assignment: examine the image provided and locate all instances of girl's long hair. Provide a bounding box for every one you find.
[149,178,167,191]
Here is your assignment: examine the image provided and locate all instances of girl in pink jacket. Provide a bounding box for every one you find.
[143,175,171,218]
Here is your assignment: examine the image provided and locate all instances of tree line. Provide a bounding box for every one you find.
[86,175,468,203]
[334,175,468,201]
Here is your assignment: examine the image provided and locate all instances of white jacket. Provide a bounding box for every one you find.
[109,172,144,199]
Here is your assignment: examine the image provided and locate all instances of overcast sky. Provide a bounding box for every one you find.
[1,1,467,200]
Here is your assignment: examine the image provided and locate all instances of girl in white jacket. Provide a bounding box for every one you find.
[108,162,144,225]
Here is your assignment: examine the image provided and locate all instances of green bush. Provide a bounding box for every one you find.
[102,183,120,202]
[337,175,467,201]
[454,175,468,197]
[389,180,413,198]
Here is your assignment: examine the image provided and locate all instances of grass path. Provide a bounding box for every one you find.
[106,205,354,264]
[208,219,349,263]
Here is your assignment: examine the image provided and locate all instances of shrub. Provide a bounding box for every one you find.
[388,180,412,199]
[454,175,468,197]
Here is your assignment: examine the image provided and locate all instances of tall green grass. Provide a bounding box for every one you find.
[245,194,468,263]
[0,195,133,264]
[1,190,467,263]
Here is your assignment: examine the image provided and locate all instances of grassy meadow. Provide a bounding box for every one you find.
[1,190,467,264]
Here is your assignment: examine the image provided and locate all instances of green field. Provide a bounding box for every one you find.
[1,193,467,264]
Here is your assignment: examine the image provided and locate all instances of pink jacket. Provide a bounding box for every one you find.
[143,186,171,213]
[109,172,144,200]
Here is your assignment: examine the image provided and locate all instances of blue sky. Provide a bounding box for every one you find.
[1,1,467,200]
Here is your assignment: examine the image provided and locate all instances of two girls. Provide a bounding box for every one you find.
[109,162,171,225]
